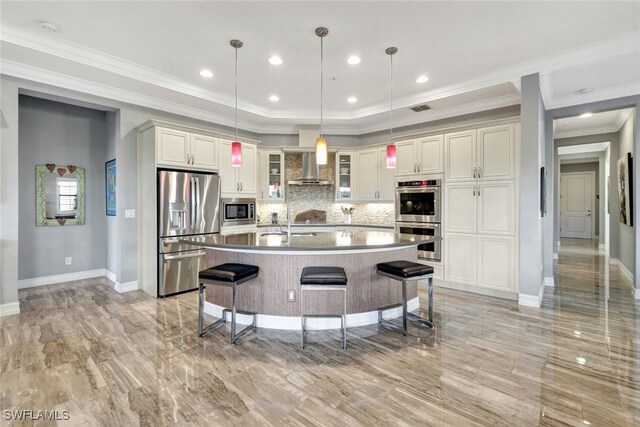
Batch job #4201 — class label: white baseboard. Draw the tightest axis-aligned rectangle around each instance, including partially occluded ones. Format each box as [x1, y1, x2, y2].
[634, 288, 640, 300]
[204, 297, 420, 330]
[0, 302, 20, 317]
[544, 276, 555, 287]
[114, 281, 139, 293]
[105, 269, 117, 282]
[518, 281, 546, 308]
[18, 268, 107, 289]
[610, 259, 634, 286]
[553, 253, 558, 260]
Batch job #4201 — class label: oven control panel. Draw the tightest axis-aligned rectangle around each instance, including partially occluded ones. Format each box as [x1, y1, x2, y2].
[397, 179, 441, 187]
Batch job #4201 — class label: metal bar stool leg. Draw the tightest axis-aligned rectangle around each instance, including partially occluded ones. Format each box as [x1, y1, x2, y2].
[428, 276, 433, 323]
[198, 283, 205, 337]
[402, 279, 408, 336]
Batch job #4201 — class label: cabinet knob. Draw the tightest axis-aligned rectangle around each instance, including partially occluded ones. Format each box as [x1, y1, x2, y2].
[472, 167, 476, 179]
[478, 167, 482, 178]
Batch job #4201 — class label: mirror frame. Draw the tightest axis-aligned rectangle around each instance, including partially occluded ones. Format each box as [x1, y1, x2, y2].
[36, 165, 86, 226]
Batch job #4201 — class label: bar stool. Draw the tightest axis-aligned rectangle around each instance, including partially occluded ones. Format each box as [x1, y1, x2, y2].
[376, 260, 434, 336]
[300, 266, 348, 350]
[198, 263, 259, 344]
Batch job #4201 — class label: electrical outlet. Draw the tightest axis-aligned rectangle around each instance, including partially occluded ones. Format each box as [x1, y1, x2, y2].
[125, 209, 136, 219]
[287, 289, 296, 302]
[65, 257, 72, 265]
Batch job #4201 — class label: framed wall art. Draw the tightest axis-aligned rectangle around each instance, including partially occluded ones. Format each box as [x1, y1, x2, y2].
[617, 152, 633, 226]
[105, 159, 116, 216]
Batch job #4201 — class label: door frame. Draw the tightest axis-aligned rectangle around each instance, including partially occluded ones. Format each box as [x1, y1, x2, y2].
[560, 171, 596, 239]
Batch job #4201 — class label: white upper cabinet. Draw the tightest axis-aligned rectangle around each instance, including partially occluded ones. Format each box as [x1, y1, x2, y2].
[377, 146, 396, 200]
[418, 135, 444, 174]
[190, 134, 219, 170]
[355, 149, 378, 201]
[395, 139, 419, 175]
[157, 128, 190, 167]
[444, 130, 476, 181]
[219, 140, 257, 197]
[477, 124, 515, 180]
[156, 127, 219, 171]
[395, 136, 444, 176]
[445, 125, 515, 182]
[258, 150, 284, 202]
[355, 147, 395, 202]
[336, 152, 355, 200]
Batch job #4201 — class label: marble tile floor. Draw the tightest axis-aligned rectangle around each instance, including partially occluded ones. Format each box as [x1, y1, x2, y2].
[1, 238, 638, 426]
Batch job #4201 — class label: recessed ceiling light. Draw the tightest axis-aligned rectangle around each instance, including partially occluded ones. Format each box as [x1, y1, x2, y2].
[416, 75, 429, 84]
[269, 56, 283, 65]
[347, 97, 358, 103]
[580, 113, 593, 118]
[40, 21, 58, 32]
[200, 69, 213, 78]
[347, 56, 361, 65]
[269, 95, 280, 102]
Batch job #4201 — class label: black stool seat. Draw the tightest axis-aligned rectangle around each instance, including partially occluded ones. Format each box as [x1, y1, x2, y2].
[377, 260, 433, 279]
[300, 266, 347, 285]
[200, 263, 259, 283]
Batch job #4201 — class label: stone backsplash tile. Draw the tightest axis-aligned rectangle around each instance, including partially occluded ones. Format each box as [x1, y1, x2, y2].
[258, 152, 394, 225]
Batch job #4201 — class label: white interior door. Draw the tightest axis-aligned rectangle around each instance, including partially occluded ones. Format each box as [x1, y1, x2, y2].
[560, 172, 594, 239]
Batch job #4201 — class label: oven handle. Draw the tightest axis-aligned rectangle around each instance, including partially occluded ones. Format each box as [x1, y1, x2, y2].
[396, 222, 441, 229]
[395, 187, 440, 193]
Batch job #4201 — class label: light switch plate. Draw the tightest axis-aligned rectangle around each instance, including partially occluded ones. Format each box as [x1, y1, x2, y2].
[287, 289, 296, 302]
[125, 209, 136, 219]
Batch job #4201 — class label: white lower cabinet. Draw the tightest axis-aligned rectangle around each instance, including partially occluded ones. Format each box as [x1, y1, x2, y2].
[477, 236, 514, 291]
[444, 233, 477, 286]
[444, 233, 516, 292]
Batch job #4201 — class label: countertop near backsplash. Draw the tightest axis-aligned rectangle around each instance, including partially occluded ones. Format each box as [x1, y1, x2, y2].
[257, 150, 395, 226]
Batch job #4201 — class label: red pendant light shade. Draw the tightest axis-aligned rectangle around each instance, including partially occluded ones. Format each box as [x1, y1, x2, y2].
[231, 141, 242, 167]
[386, 144, 397, 169]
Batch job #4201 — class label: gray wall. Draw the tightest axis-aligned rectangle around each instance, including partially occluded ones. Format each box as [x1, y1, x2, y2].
[105, 111, 119, 279]
[18, 96, 108, 279]
[559, 162, 600, 236]
[618, 113, 635, 275]
[519, 74, 546, 298]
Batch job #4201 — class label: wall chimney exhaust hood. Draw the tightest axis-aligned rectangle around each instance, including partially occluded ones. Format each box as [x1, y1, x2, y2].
[288, 152, 333, 186]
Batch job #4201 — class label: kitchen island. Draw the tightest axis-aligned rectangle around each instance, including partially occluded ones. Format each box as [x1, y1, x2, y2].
[181, 231, 436, 330]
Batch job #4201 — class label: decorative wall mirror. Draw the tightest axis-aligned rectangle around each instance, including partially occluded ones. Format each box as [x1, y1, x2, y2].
[36, 164, 86, 226]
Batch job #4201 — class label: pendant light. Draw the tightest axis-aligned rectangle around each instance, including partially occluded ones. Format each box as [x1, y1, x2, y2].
[230, 39, 243, 167]
[315, 27, 328, 165]
[386, 47, 398, 169]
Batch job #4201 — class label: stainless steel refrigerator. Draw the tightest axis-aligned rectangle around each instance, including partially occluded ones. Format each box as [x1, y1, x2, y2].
[158, 170, 221, 296]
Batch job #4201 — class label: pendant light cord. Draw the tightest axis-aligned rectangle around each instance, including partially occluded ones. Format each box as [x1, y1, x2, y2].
[389, 52, 393, 143]
[320, 35, 323, 138]
[235, 45, 238, 141]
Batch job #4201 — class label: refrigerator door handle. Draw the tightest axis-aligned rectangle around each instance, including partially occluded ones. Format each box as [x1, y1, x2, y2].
[194, 176, 200, 229]
[163, 251, 206, 261]
[190, 176, 196, 230]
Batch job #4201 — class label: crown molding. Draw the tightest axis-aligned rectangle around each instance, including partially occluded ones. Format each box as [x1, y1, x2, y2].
[544, 81, 640, 110]
[614, 108, 633, 131]
[2, 21, 638, 122]
[555, 125, 622, 140]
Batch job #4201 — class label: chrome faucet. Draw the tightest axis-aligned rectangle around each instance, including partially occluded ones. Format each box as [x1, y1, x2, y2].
[286, 203, 292, 240]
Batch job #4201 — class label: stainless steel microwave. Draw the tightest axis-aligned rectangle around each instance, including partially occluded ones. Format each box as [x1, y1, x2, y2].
[221, 198, 256, 226]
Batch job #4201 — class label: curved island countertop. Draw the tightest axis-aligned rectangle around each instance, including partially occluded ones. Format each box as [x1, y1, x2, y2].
[180, 231, 437, 330]
[180, 231, 436, 254]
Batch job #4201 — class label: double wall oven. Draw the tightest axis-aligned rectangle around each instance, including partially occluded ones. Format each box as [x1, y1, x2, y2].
[396, 179, 441, 261]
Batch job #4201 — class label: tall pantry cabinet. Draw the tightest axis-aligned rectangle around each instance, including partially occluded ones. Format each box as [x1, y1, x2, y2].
[444, 123, 518, 293]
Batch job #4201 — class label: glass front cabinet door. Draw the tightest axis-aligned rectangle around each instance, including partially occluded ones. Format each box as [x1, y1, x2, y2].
[259, 150, 284, 201]
[336, 152, 354, 200]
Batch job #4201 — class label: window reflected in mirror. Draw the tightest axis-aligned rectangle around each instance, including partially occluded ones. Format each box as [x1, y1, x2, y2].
[36, 165, 85, 226]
